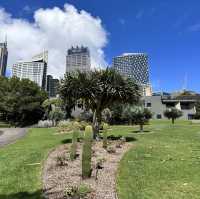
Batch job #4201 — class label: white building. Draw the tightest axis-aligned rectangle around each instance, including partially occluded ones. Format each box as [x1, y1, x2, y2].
[12, 51, 48, 89]
[66, 46, 91, 73]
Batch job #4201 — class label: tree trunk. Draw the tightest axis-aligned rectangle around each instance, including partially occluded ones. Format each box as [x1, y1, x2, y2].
[172, 118, 175, 124]
[140, 124, 144, 132]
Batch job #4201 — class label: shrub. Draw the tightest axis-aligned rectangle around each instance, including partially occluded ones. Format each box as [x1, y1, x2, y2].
[78, 111, 93, 122]
[102, 123, 109, 149]
[70, 126, 79, 161]
[82, 125, 93, 179]
[57, 121, 89, 134]
[37, 120, 53, 128]
[64, 184, 91, 199]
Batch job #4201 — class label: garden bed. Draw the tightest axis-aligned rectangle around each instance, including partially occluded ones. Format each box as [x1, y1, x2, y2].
[42, 140, 132, 199]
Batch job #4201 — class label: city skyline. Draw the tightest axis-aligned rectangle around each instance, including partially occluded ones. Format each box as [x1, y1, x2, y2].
[0, 0, 200, 92]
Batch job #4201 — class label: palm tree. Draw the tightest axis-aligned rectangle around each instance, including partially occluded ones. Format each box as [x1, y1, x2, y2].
[59, 68, 140, 138]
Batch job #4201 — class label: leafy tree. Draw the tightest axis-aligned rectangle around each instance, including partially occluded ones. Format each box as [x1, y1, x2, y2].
[0, 77, 47, 126]
[164, 108, 182, 124]
[122, 105, 152, 132]
[59, 68, 140, 138]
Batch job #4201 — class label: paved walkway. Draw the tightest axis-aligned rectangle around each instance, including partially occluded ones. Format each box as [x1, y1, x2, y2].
[0, 128, 28, 147]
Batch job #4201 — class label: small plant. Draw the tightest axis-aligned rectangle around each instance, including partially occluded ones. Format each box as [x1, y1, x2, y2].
[64, 185, 79, 198]
[82, 125, 93, 179]
[107, 146, 116, 154]
[103, 123, 109, 149]
[78, 184, 91, 197]
[56, 154, 68, 166]
[70, 129, 79, 161]
[64, 184, 91, 199]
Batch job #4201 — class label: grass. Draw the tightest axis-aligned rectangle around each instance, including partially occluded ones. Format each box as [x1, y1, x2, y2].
[1, 120, 200, 199]
[0, 128, 71, 199]
[116, 120, 200, 199]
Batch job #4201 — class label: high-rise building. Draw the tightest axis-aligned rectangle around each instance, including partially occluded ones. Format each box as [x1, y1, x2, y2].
[113, 53, 152, 96]
[66, 46, 91, 73]
[46, 75, 59, 98]
[0, 41, 8, 77]
[12, 51, 48, 89]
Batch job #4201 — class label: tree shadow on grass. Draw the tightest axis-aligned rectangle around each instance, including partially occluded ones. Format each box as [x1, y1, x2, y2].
[61, 138, 72, 144]
[0, 190, 43, 199]
[131, 130, 151, 134]
[107, 135, 137, 142]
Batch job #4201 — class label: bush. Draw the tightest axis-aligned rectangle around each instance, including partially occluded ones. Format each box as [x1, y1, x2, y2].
[82, 125, 93, 179]
[37, 120, 53, 128]
[57, 120, 89, 133]
[78, 111, 93, 122]
[102, 123, 109, 149]
[70, 127, 79, 161]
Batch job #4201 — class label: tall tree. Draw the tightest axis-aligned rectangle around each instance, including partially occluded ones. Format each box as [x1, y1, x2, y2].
[164, 108, 182, 124]
[59, 68, 140, 138]
[0, 77, 47, 126]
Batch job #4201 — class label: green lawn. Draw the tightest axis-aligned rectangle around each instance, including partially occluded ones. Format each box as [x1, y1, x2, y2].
[1, 121, 200, 199]
[0, 128, 70, 199]
[117, 120, 200, 199]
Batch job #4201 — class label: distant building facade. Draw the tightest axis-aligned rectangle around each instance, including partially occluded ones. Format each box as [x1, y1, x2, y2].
[12, 51, 48, 89]
[112, 53, 152, 96]
[0, 41, 8, 76]
[66, 46, 91, 73]
[47, 75, 59, 98]
[143, 91, 200, 120]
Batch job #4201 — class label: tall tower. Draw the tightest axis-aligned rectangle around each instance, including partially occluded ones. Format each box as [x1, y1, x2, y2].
[0, 39, 8, 77]
[113, 53, 152, 96]
[66, 46, 91, 73]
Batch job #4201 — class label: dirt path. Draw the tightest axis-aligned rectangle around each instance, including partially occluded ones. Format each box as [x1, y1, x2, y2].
[0, 128, 28, 147]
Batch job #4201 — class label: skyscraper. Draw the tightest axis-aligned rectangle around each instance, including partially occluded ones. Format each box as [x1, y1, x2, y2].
[66, 46, 91, 73]
[0, 41, 8, 77]
[113, 53, 152, 96]
[12, 51, 48, 89]
[46, 75, 59, 98]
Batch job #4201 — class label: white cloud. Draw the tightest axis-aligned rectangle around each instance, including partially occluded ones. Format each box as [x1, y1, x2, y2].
[136, 10, 144, 19]
[119, 18, 125, 25]
[188, 23, 200, 32]
[0, 4, 108, 78]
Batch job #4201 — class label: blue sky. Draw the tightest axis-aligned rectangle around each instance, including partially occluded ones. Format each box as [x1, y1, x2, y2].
[1, 0, 200, 92]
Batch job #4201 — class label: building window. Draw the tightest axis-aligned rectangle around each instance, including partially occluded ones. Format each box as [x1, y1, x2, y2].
[157, 114, 162, 119]
[146, 102, 151, 107]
